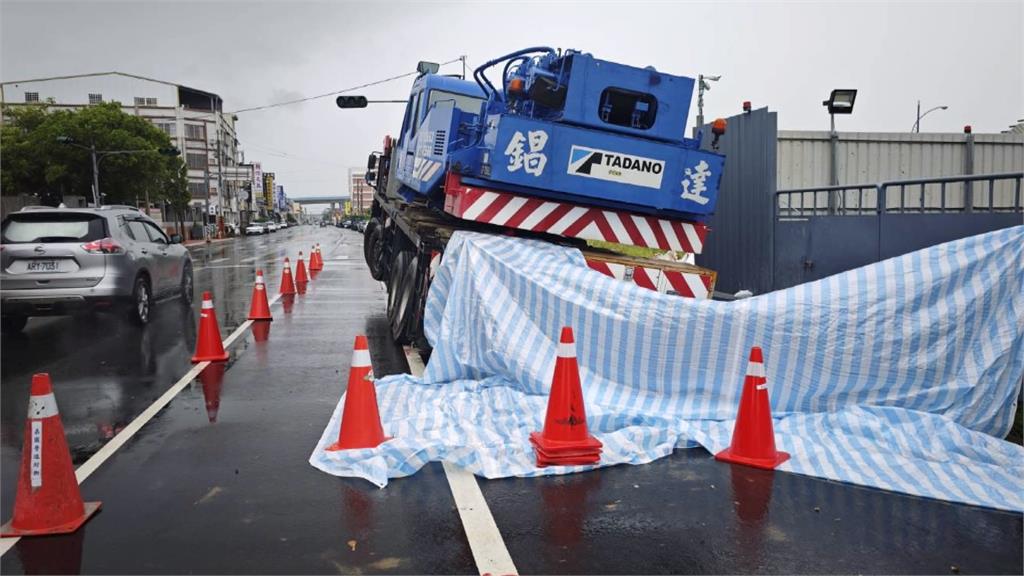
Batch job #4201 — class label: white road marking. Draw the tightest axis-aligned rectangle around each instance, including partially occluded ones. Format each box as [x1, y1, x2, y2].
[208, 257, 230, 264]
[241, 256, 257, 263]
[404, 349, 518, 576]
[0, 292, 285, 557]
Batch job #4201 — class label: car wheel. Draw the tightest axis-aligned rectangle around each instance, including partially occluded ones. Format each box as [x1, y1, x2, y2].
[179, 262, 194, 306]
[386, 250, 417, 344]
[129, 276, 152, 325]
[1, 315, 28, 334]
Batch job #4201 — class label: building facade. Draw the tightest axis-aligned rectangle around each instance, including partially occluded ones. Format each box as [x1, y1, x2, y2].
[348, 168, 373, 215]
[0, 72, 263, 234]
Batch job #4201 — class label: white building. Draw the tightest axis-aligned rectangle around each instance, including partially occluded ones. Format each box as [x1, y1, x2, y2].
[1, 72, 258, 234]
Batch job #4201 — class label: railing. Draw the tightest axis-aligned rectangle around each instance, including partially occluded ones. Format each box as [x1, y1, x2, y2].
[776, 172, 1024, 218]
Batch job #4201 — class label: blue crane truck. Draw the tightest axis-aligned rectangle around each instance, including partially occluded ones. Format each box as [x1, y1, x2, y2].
[351, 47, 728, 347]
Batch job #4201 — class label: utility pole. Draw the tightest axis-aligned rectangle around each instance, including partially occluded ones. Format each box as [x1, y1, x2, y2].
[696, 74, 720, 130]
[90, 143, 101, 207]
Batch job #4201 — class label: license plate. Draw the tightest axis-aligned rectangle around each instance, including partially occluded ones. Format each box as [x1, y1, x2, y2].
[27, 259, 61, 272]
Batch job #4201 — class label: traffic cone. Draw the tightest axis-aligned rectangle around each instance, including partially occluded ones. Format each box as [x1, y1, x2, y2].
[191, 291, 229, 363]
[1, 374, 101, 537]
[312, 244, 324, 271]
[308, 247, 320, 274]
[715, 347, 790, 470]
[295, 252, 309, 284]
[529, 327, 602, 467]
[247, 269, 273, 321]
[279, 258, 296, 295]
[326, 335, 390, 450]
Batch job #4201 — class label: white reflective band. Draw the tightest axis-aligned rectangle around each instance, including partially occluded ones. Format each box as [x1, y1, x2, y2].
[756, 383, 769, 391]
[557, 341, 576, 358]
[747, 360, 765, 378]
[30, 421, 42, 488]
[256, 284, 265, 291]
[28, 393, 59, 419]
[255, 276, 264, 284]
[352, 348, 371, 367]
[202, 300, 214, 309]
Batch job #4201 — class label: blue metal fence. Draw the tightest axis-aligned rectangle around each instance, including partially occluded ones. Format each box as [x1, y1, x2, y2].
[774, 172, 1023, 290]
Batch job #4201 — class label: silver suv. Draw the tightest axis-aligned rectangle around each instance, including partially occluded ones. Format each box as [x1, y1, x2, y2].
[1, 205, 194, 332]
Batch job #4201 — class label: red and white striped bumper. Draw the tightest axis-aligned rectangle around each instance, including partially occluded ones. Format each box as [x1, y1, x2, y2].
[584, 257, 716, 299]
[444, 174, 709, 254]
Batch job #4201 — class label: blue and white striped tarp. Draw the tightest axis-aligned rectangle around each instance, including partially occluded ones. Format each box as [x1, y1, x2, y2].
[311, 226, 1024, 511]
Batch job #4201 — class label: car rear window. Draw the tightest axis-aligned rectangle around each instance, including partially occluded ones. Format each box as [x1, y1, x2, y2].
[1, 213, 108, 244]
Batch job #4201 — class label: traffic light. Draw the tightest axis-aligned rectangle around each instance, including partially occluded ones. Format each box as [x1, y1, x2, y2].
[336, 95, 368, 109]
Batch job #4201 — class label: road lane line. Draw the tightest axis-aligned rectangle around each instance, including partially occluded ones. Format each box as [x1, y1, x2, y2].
[241, 256, 257, 263]
[0, 292, 287, 557]
[208, 257, 230, 264]
[404, 350, 518, 576]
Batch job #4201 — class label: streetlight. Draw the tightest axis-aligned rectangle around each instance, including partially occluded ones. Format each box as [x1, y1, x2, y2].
[913, 100, 948, 133]
[696, 74, 721, 129]
[822, 89, 858, 191]
[56, 136, 179, 207]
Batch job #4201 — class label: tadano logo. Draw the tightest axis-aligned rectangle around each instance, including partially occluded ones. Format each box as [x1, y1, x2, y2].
[567, 146, 665, 189]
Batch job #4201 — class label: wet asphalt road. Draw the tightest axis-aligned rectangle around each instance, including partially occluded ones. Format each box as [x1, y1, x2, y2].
[1, 225, 1021, 574]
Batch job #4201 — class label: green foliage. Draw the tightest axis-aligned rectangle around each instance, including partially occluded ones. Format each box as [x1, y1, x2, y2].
[1, 102, 189, 206]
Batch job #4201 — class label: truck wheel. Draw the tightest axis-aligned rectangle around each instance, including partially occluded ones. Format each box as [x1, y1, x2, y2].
[386, 250, 417, 344]
[364, 219, 386, 281]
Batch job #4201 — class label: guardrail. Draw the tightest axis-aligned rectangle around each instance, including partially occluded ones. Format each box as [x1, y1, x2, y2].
[776, 172, 1024, 218]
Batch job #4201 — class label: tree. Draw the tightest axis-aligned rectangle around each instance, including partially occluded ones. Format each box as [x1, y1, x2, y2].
[1, 102, 188, 208]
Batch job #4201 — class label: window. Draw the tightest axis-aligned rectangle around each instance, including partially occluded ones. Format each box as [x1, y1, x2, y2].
[125, 221, 151, 243]
[142, 221, 168, 244]
[89, 93, 103, 105]
[188, 181, 208, 196]
[24, 92, 39, 103]
[186, 152, 208, 170]
[427, 90, 484, 117]
[409, 90, 422, 138]
[134, 97, 145, 106]
[1, 213, 106, 243]
[185, 124, 206, 140]
[154, 121, 176, 137]
[146, 97, 157, 106]
[598, 87, 657, 130]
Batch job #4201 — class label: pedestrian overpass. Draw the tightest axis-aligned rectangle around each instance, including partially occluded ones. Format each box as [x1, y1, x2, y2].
[291, 195, 350, 206]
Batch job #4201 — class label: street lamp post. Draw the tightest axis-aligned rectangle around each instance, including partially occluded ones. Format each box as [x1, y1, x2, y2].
[913, 100, 949, 133]
[821, 89, 858, 212]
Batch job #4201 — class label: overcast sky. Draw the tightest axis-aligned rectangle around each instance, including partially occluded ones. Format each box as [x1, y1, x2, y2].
[2, 0, 1022, 201]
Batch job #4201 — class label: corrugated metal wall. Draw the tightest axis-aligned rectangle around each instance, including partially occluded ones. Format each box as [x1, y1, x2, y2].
[778, 131, 1024, 209]
[694, 108, 778, 295]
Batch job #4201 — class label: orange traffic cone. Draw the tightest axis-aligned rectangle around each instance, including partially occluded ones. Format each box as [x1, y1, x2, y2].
[308, 246, 320, 273]
[715, 347, 790, 470]
[279, 258, 296, 295]
[326, 335, 390, 450]
[1, 374, 101, 536]
[529, 327, 602, 467]
[247, 269, 273, 321]
[295, 252, 309, 284]
[312, 244, 324, 271]
[191, 291, 229, 363]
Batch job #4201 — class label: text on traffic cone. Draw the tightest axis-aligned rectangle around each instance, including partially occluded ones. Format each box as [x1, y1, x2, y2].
[714, 346, 790, 470]
[327, 335, 390, 450]
[247, 269, 273, 321]
[192, 291, 230, 363]
[1, 374, 101, 537]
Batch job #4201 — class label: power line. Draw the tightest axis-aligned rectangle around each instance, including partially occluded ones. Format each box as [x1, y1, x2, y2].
[230, 57, 464, 114]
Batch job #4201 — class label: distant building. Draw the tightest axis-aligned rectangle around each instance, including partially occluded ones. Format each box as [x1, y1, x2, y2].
[348, 168, 373, 215]
[0, 72, 259, 232]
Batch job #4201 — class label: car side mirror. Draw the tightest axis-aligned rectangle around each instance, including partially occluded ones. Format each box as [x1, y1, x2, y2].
[170, 234, 182, 244]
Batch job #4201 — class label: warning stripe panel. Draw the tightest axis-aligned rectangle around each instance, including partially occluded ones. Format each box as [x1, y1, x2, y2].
[585, 257, 714, 299]
[444, 173, 708, 254]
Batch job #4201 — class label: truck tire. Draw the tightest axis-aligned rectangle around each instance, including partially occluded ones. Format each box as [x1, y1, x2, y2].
[386, 250, 417, 344]
[364, 219, 386, 281]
